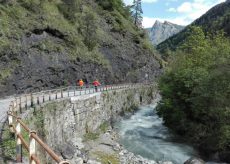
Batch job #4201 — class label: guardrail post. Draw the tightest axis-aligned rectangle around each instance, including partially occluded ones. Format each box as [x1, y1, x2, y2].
[61, 89, 63, 98]
[13, 101, 17, 114]
[31, 93, 34, 107]
[37, 96, 40, 105]
[19, 97, 22, 114]
[29, 131, 36, 164]
[16, 119, 22, 163]
[25, 95, 28, 109]
[15, 98, 18, 113]
[8, 111, 14, 133]
[49, 91, 51, 101]
[43, 94, 45, 103]
[55, 92, 58, 99]
[68, 87, 70, 97]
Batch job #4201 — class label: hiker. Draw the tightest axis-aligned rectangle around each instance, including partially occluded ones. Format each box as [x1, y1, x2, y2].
[84, 78, 89, 88]
[78, 79, 84, 89]
[93, 79, 101, 92]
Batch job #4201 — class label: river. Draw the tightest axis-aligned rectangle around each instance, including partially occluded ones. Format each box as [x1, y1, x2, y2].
[115, 104, 199, 164]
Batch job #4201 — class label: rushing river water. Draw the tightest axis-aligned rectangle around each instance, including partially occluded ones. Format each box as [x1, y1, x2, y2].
[115, 104, 198, 164]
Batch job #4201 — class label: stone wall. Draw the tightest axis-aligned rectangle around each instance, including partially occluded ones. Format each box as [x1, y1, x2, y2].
[29, 84, 158, 163]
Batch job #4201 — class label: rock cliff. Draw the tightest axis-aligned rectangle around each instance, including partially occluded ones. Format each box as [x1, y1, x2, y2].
[147, 20, 184, 45]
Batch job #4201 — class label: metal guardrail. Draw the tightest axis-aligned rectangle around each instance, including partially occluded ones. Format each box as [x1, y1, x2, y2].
[6, 84, 141, 163]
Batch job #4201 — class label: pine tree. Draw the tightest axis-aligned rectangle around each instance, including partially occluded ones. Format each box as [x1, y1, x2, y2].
[131, 0, 143, 27]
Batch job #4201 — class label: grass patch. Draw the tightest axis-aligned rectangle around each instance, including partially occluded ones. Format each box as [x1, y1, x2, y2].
[99, 122, 109, 133]
[32, 109, 46, 138]
[94, 151, 119, 164]
[1, 122, 30, 160]
[1, 127, 16, 159]
[83, 132, 99, 141]
[0, 68, 12, 80]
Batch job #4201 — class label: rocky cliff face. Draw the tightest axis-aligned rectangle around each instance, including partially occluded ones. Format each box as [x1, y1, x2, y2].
[0, 0, 162, 97]
[147, 20, 184, 45]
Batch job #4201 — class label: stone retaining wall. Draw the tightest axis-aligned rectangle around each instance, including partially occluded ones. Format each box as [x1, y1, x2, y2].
[29, 84, 158, 163]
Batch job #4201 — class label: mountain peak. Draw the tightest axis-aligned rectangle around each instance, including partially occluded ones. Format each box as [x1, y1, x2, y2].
[154, 20, 162, 26]
[147, 21, 185, 45]
[164, 21, 173, 25]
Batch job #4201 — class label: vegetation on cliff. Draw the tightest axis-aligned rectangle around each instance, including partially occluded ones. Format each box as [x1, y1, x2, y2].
[157, 26, 230, 162]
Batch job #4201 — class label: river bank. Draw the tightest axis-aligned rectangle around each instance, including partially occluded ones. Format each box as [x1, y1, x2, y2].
[71, 123, 173, 164]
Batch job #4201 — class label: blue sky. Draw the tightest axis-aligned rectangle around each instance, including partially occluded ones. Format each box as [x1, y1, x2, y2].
[123, 0, 226, 28]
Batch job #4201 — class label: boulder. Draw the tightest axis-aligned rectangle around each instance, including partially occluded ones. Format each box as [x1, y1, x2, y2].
[184, 157, 205, 164]
[59, 144, 76, 160]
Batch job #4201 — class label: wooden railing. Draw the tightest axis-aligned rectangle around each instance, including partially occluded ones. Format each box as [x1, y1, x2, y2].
[6, 84, 140, 163]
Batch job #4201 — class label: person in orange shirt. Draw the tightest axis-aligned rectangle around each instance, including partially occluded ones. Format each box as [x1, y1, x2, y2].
[93, 79, 101, 92]
[78, 79, 84, 89]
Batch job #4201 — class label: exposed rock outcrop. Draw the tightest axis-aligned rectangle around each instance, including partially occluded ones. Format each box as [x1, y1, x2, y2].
[147, 20, 184, 45]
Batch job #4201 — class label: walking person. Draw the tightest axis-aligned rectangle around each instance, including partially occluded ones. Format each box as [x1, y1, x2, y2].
[84, 78, 89, 88]
[93, 79, 101, 92]
[78, 79, 84, 89]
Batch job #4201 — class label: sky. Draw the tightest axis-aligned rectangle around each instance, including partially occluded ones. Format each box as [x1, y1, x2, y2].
[123, 0, 226, 28]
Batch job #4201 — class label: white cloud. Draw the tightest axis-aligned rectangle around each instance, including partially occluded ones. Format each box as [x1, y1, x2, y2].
[176, 0, 226, 21]
[177, 2, 193, 13]
[167, 7, 177, 12]
[143, 17, 160, 28]
[176, 0, 226, 15]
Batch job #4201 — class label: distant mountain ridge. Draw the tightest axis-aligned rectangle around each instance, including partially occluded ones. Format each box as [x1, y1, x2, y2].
[147, 20, 184, 45]
[157, 0, 230, 53]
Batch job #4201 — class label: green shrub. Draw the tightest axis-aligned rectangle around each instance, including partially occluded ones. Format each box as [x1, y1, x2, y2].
[83, 132, 99, 141]
[99, 122, 109, 133]
[58, 0, 82, 22]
